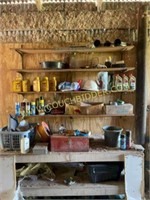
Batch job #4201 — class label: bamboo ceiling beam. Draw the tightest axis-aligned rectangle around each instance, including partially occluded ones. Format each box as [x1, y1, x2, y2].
[35, 0, 43, 11]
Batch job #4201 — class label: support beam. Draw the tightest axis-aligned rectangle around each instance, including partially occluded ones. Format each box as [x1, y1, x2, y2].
[136, 5, 148, 145]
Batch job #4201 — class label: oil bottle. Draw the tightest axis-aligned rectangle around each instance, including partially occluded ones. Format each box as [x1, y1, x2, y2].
[115, 74, 122, 91]
[22, 79, 30, 92]
[129, 74, 136, 90]
[33, 76, 40, 92]
[122, 74, 129, 91]
[41, 76, 49, 92]
[12, 78, 22, 92]
[49, 77, 57, 91]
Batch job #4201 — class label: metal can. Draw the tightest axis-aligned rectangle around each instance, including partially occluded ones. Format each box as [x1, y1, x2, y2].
[25, 102, 30, 116]
[20, 102, 26, 117]
[120, 134, 126, 150]
[15, 102, 20, 116]
[30, 102, 36, 115]
[126, 130, 132, 149]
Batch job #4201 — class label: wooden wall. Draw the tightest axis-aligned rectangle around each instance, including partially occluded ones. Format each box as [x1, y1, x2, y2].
[0, 43, 137, 140]
[0, 3, 149, 141]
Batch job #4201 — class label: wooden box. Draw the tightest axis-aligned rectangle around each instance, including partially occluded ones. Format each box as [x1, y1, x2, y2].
[104, 104, 133, 115]
[50, 134, 89, 152]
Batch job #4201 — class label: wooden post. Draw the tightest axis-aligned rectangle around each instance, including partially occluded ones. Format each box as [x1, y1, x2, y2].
[136, 5, 149, 145]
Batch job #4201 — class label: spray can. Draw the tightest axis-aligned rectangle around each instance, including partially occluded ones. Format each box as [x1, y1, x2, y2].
[25, 102, 30, 116]
[38, 96, 45, 115]
[120, 134, 126, 150]
[126, 130, 132, 149]
[30, 102, 36, 115]
[15, 102, 20, 116]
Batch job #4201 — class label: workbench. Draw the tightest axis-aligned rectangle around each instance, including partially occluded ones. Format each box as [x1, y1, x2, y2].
[0, 148, 145, 200]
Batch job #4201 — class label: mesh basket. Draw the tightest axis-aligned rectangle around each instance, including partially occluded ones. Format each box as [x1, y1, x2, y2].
[0, 127, 35, 150]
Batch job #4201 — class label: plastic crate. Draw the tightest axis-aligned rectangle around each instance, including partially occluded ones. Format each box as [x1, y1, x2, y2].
[87, 162, 124, 183]
[0, 127, 35, 150]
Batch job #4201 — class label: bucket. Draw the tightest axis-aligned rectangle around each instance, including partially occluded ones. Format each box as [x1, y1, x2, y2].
[103, 126, 123, 147]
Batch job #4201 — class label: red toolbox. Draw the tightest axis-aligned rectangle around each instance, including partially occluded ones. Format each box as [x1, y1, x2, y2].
[50, 134, 89, 152]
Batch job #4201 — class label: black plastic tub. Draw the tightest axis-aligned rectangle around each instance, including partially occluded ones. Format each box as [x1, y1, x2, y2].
[103, 126, 123, 147]
[87, 162, 124, 183]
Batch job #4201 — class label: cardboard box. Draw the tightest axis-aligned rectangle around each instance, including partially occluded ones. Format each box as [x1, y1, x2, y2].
[51, 134, 89, 152]
[65, 102, 104, 115]
[104, 103, 133, 115]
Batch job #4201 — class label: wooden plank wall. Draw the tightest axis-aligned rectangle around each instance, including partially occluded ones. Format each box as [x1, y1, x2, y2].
[0, 43, 136, 139]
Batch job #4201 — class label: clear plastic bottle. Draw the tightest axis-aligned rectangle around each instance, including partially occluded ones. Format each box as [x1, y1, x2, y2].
[33, 76, 40, 92]
[21, 135, 30, 154]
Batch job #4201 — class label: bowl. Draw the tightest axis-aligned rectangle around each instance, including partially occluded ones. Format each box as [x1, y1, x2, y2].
[40, 61, 69, 69]
[36, 122, 51, 142]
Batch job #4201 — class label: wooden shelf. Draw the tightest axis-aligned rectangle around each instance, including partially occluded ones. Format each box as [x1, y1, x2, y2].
[20, 179, 125, 197]
[11, 67, 135, 73]
[12, 90, 135, 95]
[22, 114, 134, 118]
[13, 46, 134, 55]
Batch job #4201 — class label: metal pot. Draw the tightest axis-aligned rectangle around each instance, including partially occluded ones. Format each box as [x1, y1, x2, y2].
[40, 61, 69, 69]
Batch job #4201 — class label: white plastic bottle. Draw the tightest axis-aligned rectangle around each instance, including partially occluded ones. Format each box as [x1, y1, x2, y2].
[21, 135, 30, 154]
[129, 74, 136, 90]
